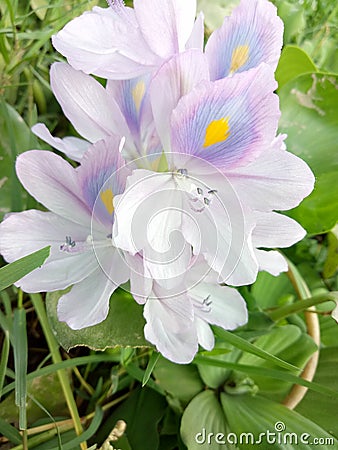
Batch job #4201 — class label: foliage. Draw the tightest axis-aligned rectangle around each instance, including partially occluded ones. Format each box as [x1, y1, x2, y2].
[0, 1, 337, 449]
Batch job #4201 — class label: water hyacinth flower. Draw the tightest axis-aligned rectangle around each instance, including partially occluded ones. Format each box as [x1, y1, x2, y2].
[52, 0, 283, 83]
[0, 137, 135, 329]
[113, 60, 314, 288]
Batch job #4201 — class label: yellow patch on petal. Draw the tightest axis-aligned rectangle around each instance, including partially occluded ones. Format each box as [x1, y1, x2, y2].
[100, 189, 114, 215]
[132, 81, 146, 112]
[230, 45, 249, 74]
[203, 117, 230, 148]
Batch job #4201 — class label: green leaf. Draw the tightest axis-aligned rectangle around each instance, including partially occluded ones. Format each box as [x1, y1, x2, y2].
[213, 328, 299, 372]
[100, 387, 166, 450]
[153, 356, 204, 405]
[0, 246, 50, 292]
[296, 347, 338, 438]
[181, 390, 234, 450]
[0, 417, 21, 445]
[221, 392, 336, 449]
[279, 73, 338, 234]
[197, 0, 239, 30]
[251, 271, 295, 310]
[13, 308, 27, 430]
[142, 351, 160, 387]
[46, 289, 149, 351]
[197, 345, 241, 390]
[193, 356, 338, 398]
[276, 45, 317, 89]
[276, 1, 306, 43]
[323, 224, 338, 278]
[238, 325, 317, 402]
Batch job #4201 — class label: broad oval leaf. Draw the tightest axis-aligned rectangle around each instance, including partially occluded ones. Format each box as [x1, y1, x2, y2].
[279, 73, 338, 234]
[276, 45, 317, 89]
[181, 390, 234, 450]
[221, 392, 336, 449]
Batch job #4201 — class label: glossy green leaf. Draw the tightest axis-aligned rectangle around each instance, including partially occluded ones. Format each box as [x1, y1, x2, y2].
[296, 347, 338, 438]
[197, 345, 241, 390]
[153, 356, 204, 405]
[181, 390, 234, 450]
[0, 246, 50, 292]
[46, 289, 149, 351]
[251, 271, 295, 309]
[238, 325, 317, 402]
[213, 328, 299, 372]
[279, 73, 338, 234]
[276, 45, 317, 89]
[221, 392, 336, 449]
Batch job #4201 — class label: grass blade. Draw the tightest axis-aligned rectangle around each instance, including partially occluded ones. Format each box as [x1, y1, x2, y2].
[0, 331, 10, 399]
[13, 308, 28, 430]
[142, 351, 160, 387]
[213, 328, 299, 372]
[0, 246, 50, 292]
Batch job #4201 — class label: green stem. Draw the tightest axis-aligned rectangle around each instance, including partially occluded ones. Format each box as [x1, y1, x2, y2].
[30, 294, 87, 450]
[268, 292, 337, 322]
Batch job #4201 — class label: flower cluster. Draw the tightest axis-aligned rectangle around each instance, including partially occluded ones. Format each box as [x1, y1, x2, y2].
[0, 0, 315, 363]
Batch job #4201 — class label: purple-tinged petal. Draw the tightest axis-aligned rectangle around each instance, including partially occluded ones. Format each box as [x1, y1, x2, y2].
[134, 0, 197, 58]
[255, 249, 288, 276]
[185, 12, 205, 51]
[205, 0, 283, 80]
[143, 292, 198, 363]
[0, 210, 101, 292]
[106, 76, 161, 159]
[150, 49, 209, 152]
[252, 212, 306, 249]
[190, 282, 248, 330]
[225, 140, 315, 211]
[50, 63, 130, 143]
[16, 150, 91, 226]
[77, 137, 131, 229]
[32, 123, 90, 162]
[52, 7, 160, 79]
[170, 64, 279, 170]
[57, 248, 128, 329]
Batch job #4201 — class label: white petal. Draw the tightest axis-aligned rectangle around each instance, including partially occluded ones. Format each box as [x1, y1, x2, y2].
[255, 249, 288, 276]
[50, 63, 129, 143]
[225, 147, 315, 211]
[16, 150, 91, 226]
[57, 248, 129, 329]
[185, 12, 205, 51]
[143, 293, 198, 363]
[252, 212, 306, 249]
[134, 0, 196, 57]
[190, 282, 248, 330]
[31, 123, 90, 162]
[195, 317, 214, 351]
[52, 6, 159, 79]
[0, 210, 100, 292]
[113, 169, 175, 253]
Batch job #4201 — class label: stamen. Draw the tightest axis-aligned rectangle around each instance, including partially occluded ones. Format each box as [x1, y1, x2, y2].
[177, 168, 188, 177]
[203, 197, 210, 206]
[197, 187, 203, 195]
[60, 236, 76, 252]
